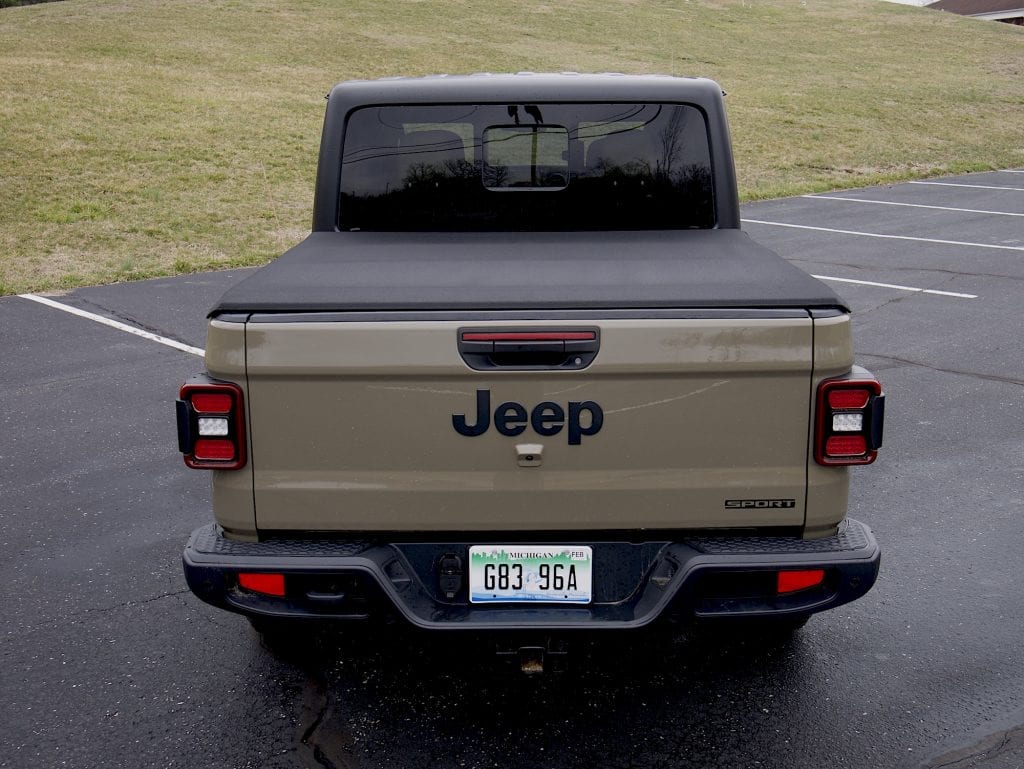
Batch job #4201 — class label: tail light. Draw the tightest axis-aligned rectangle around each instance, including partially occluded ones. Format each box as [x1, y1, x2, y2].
[814, 376, 884, 466]
[176, 378, 247, 470]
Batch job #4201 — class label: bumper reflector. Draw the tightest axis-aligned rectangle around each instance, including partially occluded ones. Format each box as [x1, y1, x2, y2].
[238, 573, 286, 597]
[777, 569, 825, 594]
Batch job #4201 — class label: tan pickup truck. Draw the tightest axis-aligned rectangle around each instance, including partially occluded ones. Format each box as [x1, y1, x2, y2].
[179, 74, 883, 654]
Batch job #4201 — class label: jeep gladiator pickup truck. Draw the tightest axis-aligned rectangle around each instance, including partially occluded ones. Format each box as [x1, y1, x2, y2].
[179, 74, 883, 647]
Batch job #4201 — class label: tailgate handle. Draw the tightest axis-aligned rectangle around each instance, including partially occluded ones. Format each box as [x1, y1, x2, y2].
[458, 329, 600, 370]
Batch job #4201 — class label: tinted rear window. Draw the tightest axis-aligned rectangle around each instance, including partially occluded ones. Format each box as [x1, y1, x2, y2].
[339, 103, 714, 231]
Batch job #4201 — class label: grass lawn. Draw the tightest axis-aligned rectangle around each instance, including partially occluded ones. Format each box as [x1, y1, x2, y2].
[1, 0, 1022, 294]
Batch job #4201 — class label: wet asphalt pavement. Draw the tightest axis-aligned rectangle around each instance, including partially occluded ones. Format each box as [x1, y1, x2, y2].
[2, 171, 1023, 769]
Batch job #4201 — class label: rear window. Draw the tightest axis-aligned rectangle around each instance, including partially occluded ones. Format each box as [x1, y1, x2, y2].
[339, 103, 715, 231]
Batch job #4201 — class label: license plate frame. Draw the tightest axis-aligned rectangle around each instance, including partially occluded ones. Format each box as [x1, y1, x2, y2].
[468, 545, 593, 604]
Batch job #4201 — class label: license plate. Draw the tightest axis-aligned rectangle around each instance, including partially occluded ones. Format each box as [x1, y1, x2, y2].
[468, 545, 593, 604]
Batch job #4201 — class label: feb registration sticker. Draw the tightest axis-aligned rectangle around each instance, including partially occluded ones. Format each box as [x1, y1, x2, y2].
[469, 545, 593, 604]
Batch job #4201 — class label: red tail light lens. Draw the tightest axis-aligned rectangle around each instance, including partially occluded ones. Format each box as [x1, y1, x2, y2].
[238, 573, 286, 597]
[827, 389, 870, 410]
[177, 379, 247, 470]
[815, 377, 884, 466]
[190, 393, 233, 413]
[825, 435, 868, 457]
[777, 569, 825, 594]
[193, 438, 236, 461]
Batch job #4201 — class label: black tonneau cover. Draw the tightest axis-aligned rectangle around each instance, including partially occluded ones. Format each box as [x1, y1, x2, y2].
[210, 230, 848, 316]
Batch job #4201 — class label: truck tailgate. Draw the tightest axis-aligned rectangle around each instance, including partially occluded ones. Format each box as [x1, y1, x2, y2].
[244, 315, 813, 532]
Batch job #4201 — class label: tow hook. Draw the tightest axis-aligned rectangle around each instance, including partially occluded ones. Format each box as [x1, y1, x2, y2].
[438, 553, 463, 600]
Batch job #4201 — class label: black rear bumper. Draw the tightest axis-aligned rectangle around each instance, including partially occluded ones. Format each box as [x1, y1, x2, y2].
[182, 520, 879, 630]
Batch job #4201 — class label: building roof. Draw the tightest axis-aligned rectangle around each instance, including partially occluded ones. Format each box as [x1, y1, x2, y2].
[928, 0, 1024, 15]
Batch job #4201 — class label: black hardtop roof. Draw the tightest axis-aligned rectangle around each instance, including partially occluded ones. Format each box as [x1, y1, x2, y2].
[314, 73, 740, 231]
[327, 73, 725, 108]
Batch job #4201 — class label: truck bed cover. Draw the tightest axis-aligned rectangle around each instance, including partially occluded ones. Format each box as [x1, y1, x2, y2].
[210, 230, 847, 316]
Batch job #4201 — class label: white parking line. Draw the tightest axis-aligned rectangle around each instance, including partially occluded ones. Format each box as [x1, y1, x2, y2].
[741, 218, 1024, 252]
[18, 294, 205, 357]
[801, 195, 1024, 218]
[909, 181, 1024, 192]
[999, 170, 1024, 174]
[811, 275, 977, 299]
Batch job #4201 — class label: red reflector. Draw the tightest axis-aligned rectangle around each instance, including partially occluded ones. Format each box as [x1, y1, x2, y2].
[193, 438, 236, 461]
[828, 389, 870, 410]
[825, 435, 867, 456]
[461, 332, 596, 342]
[777, 569, 825, 594]
[238, 573, 286, 597]
[191, 393, 233, 413]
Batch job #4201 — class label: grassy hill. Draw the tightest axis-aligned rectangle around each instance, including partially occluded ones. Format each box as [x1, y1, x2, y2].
[1, 0, 1021, 294]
